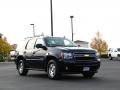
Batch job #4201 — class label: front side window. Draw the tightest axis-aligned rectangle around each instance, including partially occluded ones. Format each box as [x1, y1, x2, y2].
[26, 38, 36, 49]
[45, 37, 77, 47]
[35, 38, 45, 45]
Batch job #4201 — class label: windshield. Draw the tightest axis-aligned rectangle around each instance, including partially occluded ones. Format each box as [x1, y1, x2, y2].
[44, 37, 77, 47]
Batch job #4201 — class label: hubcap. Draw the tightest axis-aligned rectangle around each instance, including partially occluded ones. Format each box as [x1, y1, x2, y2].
[19, 61, 23, 73]
[49, 64, 56, 78]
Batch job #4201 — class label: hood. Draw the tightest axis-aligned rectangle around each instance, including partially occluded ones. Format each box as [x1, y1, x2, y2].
[55, 47, 96, 53]
[55, 46, 93, 50]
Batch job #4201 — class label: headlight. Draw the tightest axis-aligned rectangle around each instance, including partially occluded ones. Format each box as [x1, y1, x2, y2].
[96, 52, 100, 56]
[96, 52, 100, 61]
[97, 58, 101, 61]
[61, 52, 73, 59]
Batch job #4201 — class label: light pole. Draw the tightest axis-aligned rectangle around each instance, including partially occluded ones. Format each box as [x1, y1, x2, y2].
[50, 0, 53, 36]
[30, 24, 35, 37]
[70, 16, 74, 41]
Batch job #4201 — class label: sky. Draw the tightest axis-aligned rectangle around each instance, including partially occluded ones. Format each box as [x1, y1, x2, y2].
[0, 0, 120, 48]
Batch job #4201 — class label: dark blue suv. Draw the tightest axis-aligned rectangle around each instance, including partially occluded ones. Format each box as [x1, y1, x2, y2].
[15, 36, 100, 79]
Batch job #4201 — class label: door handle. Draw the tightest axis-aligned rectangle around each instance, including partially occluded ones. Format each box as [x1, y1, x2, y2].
[33, 49, 41, 54]
[33, 51, 36, 54]
[23, 51, 26, 54]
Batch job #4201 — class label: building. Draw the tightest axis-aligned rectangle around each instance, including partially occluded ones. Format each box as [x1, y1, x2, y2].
[74, 40, 89, 48]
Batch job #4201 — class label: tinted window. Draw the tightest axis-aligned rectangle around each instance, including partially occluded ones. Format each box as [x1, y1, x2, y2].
[45, 37, 77, 47]
[26, 38, 36, 49]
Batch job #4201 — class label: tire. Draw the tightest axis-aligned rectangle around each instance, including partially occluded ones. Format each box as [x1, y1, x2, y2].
[47, 60, 61, 79]
[109, 55, 113, 60]
[17, 60, 28, 76]
[82, 72, 95, 78]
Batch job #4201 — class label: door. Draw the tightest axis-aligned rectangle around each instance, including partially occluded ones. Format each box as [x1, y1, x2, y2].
[32, 38, 47, 69]
[112, 49, 118, 58]
[25, 38, 37, 68]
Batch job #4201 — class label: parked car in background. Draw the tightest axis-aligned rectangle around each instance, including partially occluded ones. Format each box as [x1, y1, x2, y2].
[10, 50, 17, 60]
[108, 48, 120, 60]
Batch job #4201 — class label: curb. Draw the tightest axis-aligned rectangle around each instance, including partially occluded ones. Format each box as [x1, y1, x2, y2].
[0, 62, 14, 64]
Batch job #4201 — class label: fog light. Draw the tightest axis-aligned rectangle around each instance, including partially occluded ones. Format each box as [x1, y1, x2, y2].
[97, 58, 101, 61]
[66, 67, 68, 70]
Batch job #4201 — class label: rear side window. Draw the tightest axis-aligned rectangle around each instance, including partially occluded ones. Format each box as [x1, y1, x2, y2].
[26, 38, 36, 49]
[35, 38, 45, 45]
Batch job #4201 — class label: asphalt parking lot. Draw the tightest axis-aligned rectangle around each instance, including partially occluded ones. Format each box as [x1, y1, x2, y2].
[0, 59, 120, 90]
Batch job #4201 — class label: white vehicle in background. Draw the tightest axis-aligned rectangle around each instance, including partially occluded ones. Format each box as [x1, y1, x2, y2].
[10, 50, 17, 60]
[108, 48, 120, 60]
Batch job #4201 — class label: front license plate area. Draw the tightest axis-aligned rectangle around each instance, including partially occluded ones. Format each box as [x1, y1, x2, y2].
[83, 67, 90, 71]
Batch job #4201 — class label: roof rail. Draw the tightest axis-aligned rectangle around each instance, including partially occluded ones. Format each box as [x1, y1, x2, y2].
[24, 35, 46, 40]
[24, 37, 33, 40]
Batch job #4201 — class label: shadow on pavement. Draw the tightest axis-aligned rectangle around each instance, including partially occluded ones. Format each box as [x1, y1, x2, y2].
[26, 72, 100, 81]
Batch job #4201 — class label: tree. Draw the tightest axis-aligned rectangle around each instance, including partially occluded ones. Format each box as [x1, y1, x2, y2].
[0, 35, 11, 62]
[90, 31, 108, 55]
[0, 33, 3, 38]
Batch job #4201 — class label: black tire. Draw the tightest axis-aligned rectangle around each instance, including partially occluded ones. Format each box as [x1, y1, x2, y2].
[109, 55, 113, 60]
[17, 60, 28, 76]
[82, 72, 95, 78]
[47, 60, 61, 79]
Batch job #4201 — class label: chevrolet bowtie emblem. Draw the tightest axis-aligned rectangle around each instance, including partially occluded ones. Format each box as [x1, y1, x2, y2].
[84, 54, 89, 57]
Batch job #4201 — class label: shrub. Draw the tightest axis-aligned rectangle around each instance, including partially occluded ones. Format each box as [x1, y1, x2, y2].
[100, 54, 108, 58]
[0, 54, 5, 62]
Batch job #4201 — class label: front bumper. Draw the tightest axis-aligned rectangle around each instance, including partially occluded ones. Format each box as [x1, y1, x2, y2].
[59, 60, 100, 73]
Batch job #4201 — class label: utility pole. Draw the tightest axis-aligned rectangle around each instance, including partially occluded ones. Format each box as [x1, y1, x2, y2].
[30, 24, 35, 37]
[50, 0, 53, 36]
[70, 16, 74, 41]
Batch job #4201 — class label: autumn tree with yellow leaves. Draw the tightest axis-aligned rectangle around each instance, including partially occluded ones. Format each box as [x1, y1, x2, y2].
[90, 31, 108, 55]
[0, 34, 11, 62]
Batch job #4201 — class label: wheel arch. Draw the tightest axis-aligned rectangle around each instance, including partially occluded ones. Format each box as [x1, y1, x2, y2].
[16, 55, 25, 69]
[44, 55, 58, 71]
[108, 54, 111, 56]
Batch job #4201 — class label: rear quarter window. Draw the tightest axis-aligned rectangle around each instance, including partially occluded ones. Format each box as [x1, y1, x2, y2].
[16, 39, 30, 51]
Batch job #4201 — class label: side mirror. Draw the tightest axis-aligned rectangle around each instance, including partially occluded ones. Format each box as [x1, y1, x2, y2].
[78, 45, 80, 47]
[42, 46, 47, 50]
[36, 44, 42, 49]
[36, 44, 47, 50]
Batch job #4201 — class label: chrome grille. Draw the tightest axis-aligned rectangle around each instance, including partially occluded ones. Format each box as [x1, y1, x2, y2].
[75, 56, 96, 60]
[73, 52, 96, 62]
